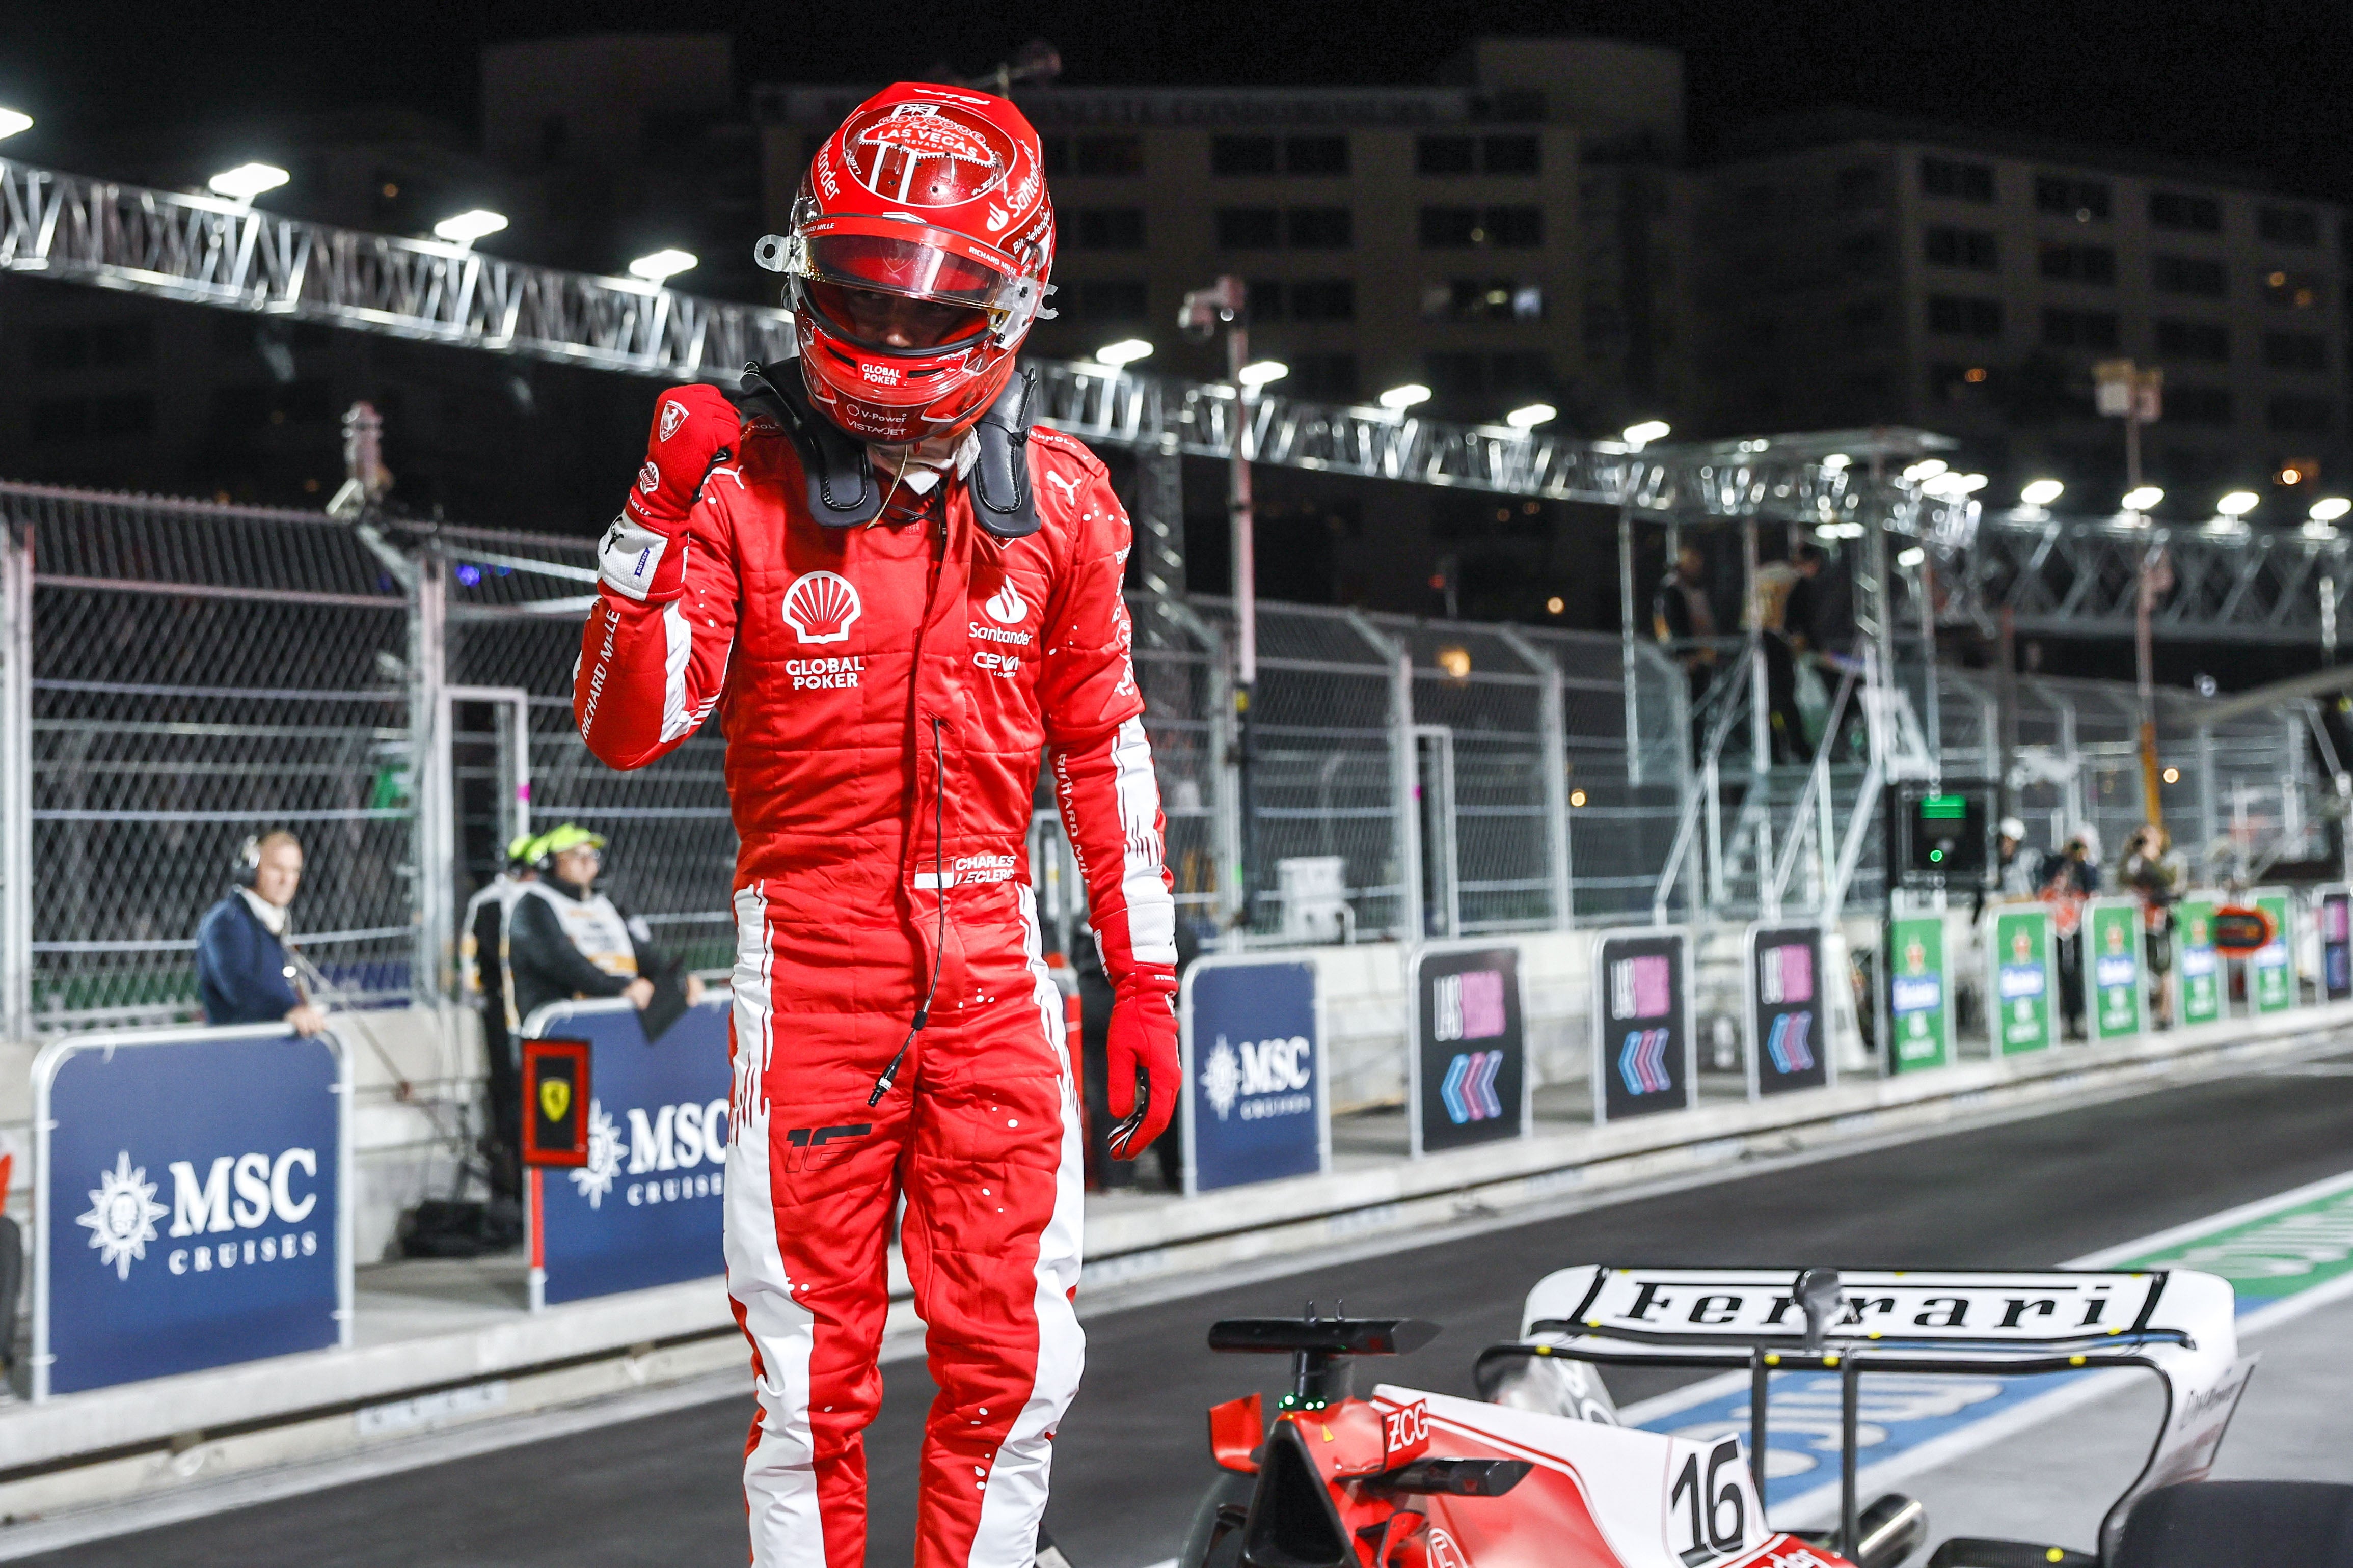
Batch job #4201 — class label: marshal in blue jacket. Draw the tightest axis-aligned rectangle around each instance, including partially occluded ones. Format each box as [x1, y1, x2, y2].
[194, 892, 303, 1026]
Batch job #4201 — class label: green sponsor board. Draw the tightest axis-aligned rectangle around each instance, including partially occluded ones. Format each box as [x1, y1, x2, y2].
[2176, 895, 2225, 1026]
[1886, 915, 1951, 1071]
[2122, 1174, 2353, 1306]
[2252, 888, 2296, 1014]
[2087, 897, 2145, 1041]
[1987, 904, 2055, 1054]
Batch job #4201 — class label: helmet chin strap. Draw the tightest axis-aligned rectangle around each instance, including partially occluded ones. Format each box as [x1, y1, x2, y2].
[737, 360, 1040, 539]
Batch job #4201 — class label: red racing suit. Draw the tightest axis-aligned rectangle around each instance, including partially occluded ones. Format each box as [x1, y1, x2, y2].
[574, 408, 1174, 1567]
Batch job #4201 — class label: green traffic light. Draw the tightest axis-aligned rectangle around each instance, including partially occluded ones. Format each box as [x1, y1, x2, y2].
[1929, 848, 1944, 863]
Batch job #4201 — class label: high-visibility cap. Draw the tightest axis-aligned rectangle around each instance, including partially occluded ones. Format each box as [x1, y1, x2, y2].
[505, 832, 539, 865]
[535, 823, 607, 861]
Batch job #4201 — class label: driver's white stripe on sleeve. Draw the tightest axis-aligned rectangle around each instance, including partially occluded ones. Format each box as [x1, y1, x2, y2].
[657, 594, 694, 742]
[1111, 716, 1177, 965]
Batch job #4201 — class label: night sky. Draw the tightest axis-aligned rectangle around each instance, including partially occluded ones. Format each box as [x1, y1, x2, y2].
[3, 0, 2347, 195]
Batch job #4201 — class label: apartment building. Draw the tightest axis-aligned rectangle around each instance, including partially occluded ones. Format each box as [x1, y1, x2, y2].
[1693, 110, 2347, 508]
[754, 39, 1689, 432]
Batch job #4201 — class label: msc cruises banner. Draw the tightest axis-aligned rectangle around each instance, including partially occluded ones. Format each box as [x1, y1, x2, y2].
[526, 998, 731, 1308]
[35, 1026, 349, 1399]
[1410, 944, 1528, 1155]
[1180, 958, 1327, 1195]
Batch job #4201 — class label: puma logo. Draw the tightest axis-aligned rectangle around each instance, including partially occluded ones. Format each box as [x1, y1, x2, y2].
[1044, 471, 1080, 502]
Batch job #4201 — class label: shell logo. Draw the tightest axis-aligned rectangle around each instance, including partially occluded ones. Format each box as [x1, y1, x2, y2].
[985, 580, 1029, 625]
[781, 571, 862, 645]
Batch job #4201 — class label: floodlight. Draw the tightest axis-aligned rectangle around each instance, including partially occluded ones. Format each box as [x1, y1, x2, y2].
[2216, 490, 2260, 517]
[1820, 453, 1851, 471]
[1378, 383, 1432, 411]
[1093, 339, 1153, 367]
[1505, 403, 1557, 430]
[0, 109, 31, 141]
[2122, 486, 2164, 512]
[2020, 478, 2065, 507]
[2310, 497, 2352, 522]
[627, 249, 698, 283]
[1621, 419, 1671, 447]
[207, 162, 290, 202]
[1898, 547, 1926, 567]
[1237, 360, 1289, 389]
[432, 209, 509, 245]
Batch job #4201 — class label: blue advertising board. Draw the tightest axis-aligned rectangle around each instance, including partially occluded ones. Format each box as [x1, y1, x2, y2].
[1179, 957, 1328, 1195]
[525, 996, 732, 1308]
[34, 1025, 349, 1400]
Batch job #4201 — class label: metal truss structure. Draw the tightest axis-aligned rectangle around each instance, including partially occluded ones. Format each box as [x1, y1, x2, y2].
[6, 156, 2347, 644]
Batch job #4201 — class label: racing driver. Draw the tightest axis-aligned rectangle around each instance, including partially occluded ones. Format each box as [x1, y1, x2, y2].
[573, 82, 1179, 1568]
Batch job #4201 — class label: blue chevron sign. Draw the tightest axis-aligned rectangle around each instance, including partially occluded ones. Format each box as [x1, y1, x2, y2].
[1439, 1049, 1506, 1124]
[1413, 946, 1526, 1154]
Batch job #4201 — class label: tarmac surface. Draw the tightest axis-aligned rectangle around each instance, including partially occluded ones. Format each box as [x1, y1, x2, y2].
[19, 1046, 2353, 1568]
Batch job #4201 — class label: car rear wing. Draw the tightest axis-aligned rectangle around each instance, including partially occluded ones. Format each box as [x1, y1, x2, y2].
[1477, 1266, 2253, 1564]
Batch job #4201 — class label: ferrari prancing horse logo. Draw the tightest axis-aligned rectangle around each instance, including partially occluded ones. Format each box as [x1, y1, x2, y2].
[539, 1079, 572, 1122]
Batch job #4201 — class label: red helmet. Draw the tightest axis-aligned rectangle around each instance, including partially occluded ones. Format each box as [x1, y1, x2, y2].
[756, 83, 1055, 446]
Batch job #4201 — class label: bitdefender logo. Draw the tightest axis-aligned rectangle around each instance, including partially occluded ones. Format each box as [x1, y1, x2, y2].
[781, 571, 862, 645]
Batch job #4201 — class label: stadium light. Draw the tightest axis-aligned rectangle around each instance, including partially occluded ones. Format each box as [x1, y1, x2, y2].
[207, 162, 289, 202]
[2021, 478, 2065, 507]
[2216, 490, 2260, 517]
[1505, 402, 1557, 430]
[1378, 383, 1432, 411]
[1897, 546, 1926, 567]
[2122, 485, 2164, 513]
[2310, 497, 2352, 522]
[1902, 458, 1949, 483]
[0, 108, 31, 141]
[1237, 359, 1289, 389]
[1621, 419, 1671, 448]
[1093, 338, 1153, 367]
[1820, 453, 1851, 471]
[627, 249, 698, 284]
[432, 209, 509, 246]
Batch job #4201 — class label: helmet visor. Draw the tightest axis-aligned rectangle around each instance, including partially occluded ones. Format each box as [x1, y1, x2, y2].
[804, 279, 991, 351]
[802, 231, 1009, 310]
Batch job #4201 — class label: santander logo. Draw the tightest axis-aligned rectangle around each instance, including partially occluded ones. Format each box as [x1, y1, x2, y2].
[781, 571, 862, 645]
[985, 581, 1029, 625]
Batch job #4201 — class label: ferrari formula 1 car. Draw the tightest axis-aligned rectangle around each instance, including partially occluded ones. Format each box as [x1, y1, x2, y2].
[1161, 1262, 2353, 1568]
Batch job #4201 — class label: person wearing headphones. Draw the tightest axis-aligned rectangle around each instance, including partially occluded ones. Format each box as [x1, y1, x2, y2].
[501, 823, 702, 1035]
[462, 832, 541, 1199]
[194, 830, 327, 1035]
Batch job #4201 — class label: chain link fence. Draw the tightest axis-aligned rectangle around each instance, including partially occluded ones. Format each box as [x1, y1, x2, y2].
[0, 478, 2340, 1032]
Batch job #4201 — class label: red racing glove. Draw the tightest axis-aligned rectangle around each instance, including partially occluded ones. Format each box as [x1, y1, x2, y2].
[597, 382, 737, 605]
[1105, 966, 1179, 1159]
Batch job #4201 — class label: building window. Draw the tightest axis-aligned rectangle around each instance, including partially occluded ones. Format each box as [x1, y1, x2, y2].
[1836, 165, 1883, 210]
[1417, 135, 1476, 175]
[1074, 135, 1144, 177]
[1425, 350, 1551, 402]
[1925, 225, 1998, 270]
[1074, 280, 1149, 321]
[2264, 331, 2328, 371]
[1246, 280, 1287, 320]
[1286, 352, 1359, 401]
[1480, 134, 1540, 174]
[2264, 268, 2322, 309]
[1485, 205, 1543, 247]
[2153, 319, 2231, 361]
[1920, 156, 1994, 202]
[2269, 394, 2335, 434]
[1420, 207, 1479, 247]
[1211, 135, 1278, 176]
[1284, 135, 1348, 175]
[2039, 243, 2116, 285]
[1069, 208, 1145, 250]
[1285, 206, 1353, 248]
[2166, 385, 2234, 425]
[2035, 174, 2111, 219]
[1288, 279, 1357, 320]
[1841, 230, 1888, 273]
[2149, 190, 2223, 232]
[1927, 295, 2003, 337]
[1420, 279, 1544, 321]
[2154, 255, 2228, 297]
[2042, 308, 2120, 350]
[1215, 207, 1281, 249]
[2258, 205, 2321, 246]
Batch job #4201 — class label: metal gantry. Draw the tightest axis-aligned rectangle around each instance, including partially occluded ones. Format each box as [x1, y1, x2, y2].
[7, 156, 2352, 645]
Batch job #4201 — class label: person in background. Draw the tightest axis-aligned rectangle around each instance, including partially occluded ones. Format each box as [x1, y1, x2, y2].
[1751, 553, 1808, 765]
[2117, 822, 2186, 1027]
[195, 830, 326, 1035]
[461, 833, 539, 1200]
[2041, 831, 2101, 1039]
[502, 823, 702, 1035]
[1997, 817, 2043, 897]
[1653, 542, 1719, 751]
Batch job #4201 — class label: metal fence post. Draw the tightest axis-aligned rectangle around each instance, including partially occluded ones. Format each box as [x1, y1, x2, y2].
[0, 519, 30, 1037]
[411, 540, 452, 1007]
[1497, 627, 1573, 929]
[1348, 612, 1421, 942]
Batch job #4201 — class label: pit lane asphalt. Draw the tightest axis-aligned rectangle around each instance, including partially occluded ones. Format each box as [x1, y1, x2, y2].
[21, 1048, 2353, 1568]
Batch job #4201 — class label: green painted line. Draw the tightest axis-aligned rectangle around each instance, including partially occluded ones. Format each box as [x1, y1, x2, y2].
[2113, 1174, 2353, 1304]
